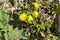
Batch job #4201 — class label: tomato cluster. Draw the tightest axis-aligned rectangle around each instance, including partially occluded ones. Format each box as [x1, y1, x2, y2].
[19, 2, 40, 24]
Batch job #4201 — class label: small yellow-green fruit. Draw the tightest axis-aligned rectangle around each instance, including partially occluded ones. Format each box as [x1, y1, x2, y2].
[32, 11, 39, 19]
[19, 13, 27, 21]
[27, 15, 34, 24]
[32, 2, 40, 10]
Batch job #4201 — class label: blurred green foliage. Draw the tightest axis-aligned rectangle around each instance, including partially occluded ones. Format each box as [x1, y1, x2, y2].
[0, 5, 26, 40]
[0, 0, 60, 40]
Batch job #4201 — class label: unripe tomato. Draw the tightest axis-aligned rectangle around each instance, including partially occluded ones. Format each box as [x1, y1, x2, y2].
[27, 15, 34, 24]
[32, 11, 39, 19]
[19, 13, 27, 22]
[32, 2, 40, 10]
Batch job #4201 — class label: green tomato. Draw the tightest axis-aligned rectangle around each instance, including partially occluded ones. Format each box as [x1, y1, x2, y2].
[32, 2, 40, 10]
[27, 15, 34, 24]
[19, 13, 27, 22]
[32, 11, 40, 19]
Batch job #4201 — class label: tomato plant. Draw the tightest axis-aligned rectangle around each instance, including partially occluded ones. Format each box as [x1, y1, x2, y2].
[0, 0, 60, 40]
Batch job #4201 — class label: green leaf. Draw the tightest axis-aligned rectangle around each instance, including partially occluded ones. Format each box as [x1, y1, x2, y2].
[0, 5, 5, 21]
[37, 24, 41, 32]
[7, 24, 12, 31]
[6, 24, 14, 40]
[4, 32, 9, 40]
[52, 36, 58, 40]
[3, 13, 10, 22]
[14, 28, 27, 39]
[0, 22, 3, 29]
[54, 4, 60, 13]
[10, 31, 15, 40]
[0, 32, 2, 37]
[40, 22, 45, 30]
[0, 5, 10, 22]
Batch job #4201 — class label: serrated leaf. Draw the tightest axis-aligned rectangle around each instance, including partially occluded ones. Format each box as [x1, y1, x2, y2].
[0, 5, 10, 22]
